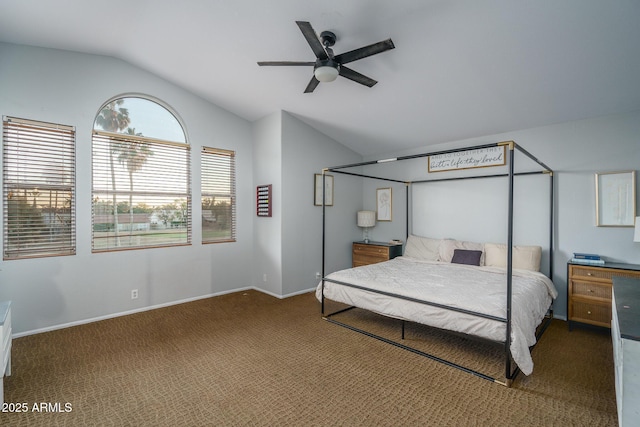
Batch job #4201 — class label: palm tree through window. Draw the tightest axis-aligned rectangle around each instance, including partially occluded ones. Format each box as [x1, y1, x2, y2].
[91, 96, 191, 252]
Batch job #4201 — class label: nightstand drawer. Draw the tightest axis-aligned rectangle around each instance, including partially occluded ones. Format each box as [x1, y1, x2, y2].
[570, 300, 611, 327]
[352, 242, 402, 268]
[353, 243, 390, 259]
[571, 280, 611, 300]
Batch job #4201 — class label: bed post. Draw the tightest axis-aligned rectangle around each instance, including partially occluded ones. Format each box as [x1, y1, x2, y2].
[405, 182, 410, 240]
[321, 169, 327, 315]
[504, 141, 515, 383]
[549, 171, 554, 280]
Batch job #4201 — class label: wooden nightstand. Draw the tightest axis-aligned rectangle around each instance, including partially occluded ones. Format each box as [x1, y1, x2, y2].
[352, 241, 403, 267]
[567, 261, 640, 330]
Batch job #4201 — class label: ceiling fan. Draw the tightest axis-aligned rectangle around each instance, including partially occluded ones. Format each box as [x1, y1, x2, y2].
[258, 21, 395, 93]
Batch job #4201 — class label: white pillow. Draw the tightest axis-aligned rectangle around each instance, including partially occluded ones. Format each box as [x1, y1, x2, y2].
[484, 243, 542, 272]
[439, 239, 485, 265]
[403, 235, 441, 261]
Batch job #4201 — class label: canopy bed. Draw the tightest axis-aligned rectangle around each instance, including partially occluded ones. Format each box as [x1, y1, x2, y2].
[317, 141, 556, 386]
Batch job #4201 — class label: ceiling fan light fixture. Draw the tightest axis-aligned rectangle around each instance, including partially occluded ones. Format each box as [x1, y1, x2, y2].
[314, 65, 339, 82]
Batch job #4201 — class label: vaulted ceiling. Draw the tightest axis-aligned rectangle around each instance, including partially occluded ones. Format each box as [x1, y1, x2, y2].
[1, 0, 639, 157]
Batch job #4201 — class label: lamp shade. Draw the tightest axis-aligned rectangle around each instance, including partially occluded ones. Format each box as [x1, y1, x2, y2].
[357, 210, 376, 228]
[314, 66, 339, 83]
[634, 216, 640, 242]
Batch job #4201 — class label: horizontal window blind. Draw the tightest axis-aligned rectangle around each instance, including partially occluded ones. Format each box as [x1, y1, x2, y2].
[92, 130, 191, 251]
[3, 116, 76, 259]
[201, 147, 236, 243]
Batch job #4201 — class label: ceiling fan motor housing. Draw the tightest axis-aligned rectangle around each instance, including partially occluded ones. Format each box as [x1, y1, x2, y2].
[320, 31, 336, 47]
[315, 58, 339, 70]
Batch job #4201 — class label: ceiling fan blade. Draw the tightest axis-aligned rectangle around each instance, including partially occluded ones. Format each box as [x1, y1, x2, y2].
[304, 76, 320, 93]
[257, 61, 315, 66]
[296, 21, 328, 60]
[339, 66, 378, 87]
[334, 39, 395, 65]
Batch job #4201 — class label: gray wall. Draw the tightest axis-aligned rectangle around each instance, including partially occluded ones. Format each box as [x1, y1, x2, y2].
[251, 111, 363, 298]
[363, 111, 640, 319]
[280, 112, 362, 296]
[0, 43, 255, 334]
[252, 112, 283, 296]
[2, 41, 639, 333]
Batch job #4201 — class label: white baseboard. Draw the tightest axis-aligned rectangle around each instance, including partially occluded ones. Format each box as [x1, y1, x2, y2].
[14, 286, 260, 338]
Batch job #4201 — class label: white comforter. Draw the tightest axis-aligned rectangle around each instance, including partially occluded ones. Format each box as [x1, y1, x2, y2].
[315, 256, 558, 375]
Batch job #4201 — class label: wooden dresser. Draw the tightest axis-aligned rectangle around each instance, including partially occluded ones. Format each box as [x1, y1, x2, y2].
[567, 262, 640, 329]
[352, 241, 403, 267]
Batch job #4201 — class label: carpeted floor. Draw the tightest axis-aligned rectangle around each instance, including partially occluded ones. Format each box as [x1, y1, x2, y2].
[1, 290, 617, 426]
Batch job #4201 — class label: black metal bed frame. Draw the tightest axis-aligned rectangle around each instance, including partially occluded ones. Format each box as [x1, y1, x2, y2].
[320, 141, 555, 387]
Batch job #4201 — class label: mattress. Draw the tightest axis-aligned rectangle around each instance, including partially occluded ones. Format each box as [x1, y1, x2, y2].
[316, 256, 558, 375]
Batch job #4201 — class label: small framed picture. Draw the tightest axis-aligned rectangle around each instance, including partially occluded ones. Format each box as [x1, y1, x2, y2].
[595, 170, 635, 227]
[376, 187, 392, 221]
[314, 174, 333, 206]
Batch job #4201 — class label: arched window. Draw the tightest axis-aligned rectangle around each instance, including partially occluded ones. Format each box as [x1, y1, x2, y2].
[91, 96, 191, 252]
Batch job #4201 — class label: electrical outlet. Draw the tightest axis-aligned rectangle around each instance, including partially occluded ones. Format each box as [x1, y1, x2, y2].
[315, 272, 321, 279]
[131, 289, 138, 300]
[263, 273, 267, 282]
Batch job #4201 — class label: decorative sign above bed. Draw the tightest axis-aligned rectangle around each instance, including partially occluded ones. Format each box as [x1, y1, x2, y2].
[428, 146, 506, 172]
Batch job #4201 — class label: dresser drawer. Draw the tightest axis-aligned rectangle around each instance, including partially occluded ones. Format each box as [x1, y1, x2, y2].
[570, 300, 611, 328]
[570, 265, 640, 282]
[571, 280, 611, 300]
[570, 265, 615, 282]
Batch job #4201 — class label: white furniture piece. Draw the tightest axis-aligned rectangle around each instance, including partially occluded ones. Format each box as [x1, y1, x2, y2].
[612, 277, 640, 426]
[0, 300, 11, 404]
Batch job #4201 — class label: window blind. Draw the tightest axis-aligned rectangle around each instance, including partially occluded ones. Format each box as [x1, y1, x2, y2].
[201, 147, 236, 243]
[2, 116, 76, 259]
[92, 130, 191, 251]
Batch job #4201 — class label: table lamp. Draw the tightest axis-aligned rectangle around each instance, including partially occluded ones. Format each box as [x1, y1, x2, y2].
[357, 210, 376, 243]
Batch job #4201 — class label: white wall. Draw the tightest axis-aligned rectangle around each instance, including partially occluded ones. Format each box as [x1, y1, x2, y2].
[364, 111, 640, 319]
[0, 43, 255, 334]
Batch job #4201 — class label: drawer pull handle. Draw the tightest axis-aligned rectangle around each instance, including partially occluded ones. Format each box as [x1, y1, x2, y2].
[587, 272, 593, 276]
[587, 311, 592, 315]
[588, 289, 594, 293]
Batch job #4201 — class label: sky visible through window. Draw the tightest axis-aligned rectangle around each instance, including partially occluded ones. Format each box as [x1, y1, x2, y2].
[96, 97, 185, 142]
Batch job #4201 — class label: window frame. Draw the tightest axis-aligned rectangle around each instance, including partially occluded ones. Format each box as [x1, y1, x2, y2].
[201, 146, 236, 244]
[2, 116, 76, 260]
[91, 96, 191, 253]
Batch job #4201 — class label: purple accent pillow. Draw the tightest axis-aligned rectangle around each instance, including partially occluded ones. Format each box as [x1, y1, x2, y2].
[451, 249, 482, 266]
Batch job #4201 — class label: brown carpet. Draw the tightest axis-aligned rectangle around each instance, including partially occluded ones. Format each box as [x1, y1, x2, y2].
[1, 290, 616, 426]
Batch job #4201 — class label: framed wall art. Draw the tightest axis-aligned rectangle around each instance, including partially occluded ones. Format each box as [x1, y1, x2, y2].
[314, 173, 333, 206]
[595, 170, 636, 227]
[376, 187, 392, 221]
[256, 184, 272, 217]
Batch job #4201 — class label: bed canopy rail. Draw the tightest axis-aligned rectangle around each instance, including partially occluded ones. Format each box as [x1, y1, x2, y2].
[319, 140, 555, 386]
